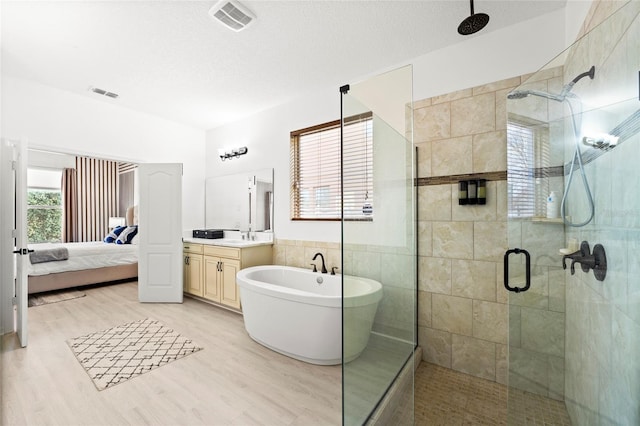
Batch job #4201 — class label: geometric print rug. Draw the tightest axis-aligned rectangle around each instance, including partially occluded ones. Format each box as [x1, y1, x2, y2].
[67, 318, 202, 390]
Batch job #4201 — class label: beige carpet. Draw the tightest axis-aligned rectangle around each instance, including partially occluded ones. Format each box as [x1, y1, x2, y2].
[28, 289, 86, 307]
[68, 318, 202, 390]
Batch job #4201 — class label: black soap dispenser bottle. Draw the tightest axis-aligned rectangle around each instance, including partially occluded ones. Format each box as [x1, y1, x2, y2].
[458, 181, 468, 205]
[467, 180, 477, 204]
[477, 179, 486, 205]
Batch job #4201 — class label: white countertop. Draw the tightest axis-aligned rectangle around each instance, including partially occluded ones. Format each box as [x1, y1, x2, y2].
[183, 237, 273, 248]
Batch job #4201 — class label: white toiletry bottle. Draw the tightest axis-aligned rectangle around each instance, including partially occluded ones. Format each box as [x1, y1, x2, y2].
[546, 191, 559, 218]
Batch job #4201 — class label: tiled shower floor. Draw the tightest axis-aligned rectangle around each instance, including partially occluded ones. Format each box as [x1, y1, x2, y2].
[414, 362, 571, 425]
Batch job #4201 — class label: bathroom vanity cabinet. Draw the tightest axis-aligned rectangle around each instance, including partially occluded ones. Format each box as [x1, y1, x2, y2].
[182, 241, 272, 312]
[183, 243, 204, 297]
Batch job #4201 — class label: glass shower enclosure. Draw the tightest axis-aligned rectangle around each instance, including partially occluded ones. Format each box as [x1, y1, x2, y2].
[340, 65, 416, 425]
[505, 2, 640, 424]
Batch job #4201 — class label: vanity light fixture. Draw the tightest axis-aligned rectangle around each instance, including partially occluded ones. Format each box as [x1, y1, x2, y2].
[219, 146, 248, 161]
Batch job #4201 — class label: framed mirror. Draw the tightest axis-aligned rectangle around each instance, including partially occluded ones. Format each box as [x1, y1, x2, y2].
[205, 168, 273, 232]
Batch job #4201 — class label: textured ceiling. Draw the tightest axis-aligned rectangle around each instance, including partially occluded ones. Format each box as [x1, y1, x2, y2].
[1, 1, 567, 130]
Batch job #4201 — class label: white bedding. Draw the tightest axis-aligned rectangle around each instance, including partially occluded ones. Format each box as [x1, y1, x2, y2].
[28, 242, 138, 276]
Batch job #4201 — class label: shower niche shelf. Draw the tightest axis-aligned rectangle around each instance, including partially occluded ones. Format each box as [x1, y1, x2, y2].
[531, 216, 564, 224]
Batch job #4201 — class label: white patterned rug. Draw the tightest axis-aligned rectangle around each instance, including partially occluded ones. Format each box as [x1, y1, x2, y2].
[68, 318, 202, 390]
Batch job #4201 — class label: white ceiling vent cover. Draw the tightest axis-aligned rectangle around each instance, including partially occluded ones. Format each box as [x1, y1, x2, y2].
[209, 0, 256, 32]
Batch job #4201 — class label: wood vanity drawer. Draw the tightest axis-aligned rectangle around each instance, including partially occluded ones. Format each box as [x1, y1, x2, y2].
[183, 243, 203, 254]
[203, 245, 240, 260]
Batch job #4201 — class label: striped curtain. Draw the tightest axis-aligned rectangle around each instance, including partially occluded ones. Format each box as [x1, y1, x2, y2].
[75, 157, 119, 242]
[61, 168, 78, 242]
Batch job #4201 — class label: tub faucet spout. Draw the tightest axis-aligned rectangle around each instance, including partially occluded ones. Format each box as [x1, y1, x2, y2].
[312, 253, 327, 274]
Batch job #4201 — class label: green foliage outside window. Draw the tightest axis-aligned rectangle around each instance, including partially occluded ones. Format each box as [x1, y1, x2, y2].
[27, 189, 62, 243]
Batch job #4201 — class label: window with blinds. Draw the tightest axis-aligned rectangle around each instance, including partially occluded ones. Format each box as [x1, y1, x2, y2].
[290, 113, 373, 220]
[507, 121, 535, 218]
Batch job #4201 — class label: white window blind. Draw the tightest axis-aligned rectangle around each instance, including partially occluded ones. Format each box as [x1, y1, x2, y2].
[507, 121, 535, 218]
[291, 113, 373, 220]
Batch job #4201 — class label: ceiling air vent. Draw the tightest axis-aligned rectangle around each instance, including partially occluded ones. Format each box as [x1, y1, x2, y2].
[209, 0, 256, 32]
[90, 87, 119, 99]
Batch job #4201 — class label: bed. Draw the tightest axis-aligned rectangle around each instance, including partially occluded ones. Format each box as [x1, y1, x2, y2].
[27, 206, 139, 294]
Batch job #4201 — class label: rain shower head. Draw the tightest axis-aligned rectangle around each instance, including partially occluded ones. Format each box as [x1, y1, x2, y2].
[458, 0, 490, 35]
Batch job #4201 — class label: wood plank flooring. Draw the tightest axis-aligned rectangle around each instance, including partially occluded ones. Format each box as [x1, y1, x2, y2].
[1, 282, 342, 425]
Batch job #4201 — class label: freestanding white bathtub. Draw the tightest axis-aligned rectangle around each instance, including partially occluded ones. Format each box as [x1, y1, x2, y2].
[236, 265, 383, 365]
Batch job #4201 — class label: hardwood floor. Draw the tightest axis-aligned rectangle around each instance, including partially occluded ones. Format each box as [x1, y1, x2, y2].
[1, 282, 342, 425]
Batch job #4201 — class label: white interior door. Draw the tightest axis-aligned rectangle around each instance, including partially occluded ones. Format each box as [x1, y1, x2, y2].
[0, 139, 28, 346]
[138, 163, 183, 303]
[15, 141, 28, 346]
[0, 140, 14, 335]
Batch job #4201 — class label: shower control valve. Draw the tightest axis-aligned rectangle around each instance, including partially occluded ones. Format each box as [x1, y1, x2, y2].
[562, 241, 607, 281]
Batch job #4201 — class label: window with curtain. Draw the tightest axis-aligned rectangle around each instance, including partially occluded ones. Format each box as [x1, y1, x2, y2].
[290, 112, 373, 220]
[27, 168, 63, 243]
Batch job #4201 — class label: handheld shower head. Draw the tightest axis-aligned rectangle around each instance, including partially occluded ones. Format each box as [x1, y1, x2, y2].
[506, 91, 529, 100]
[506, 89, 565, 102]
[507, 66, 595, 103]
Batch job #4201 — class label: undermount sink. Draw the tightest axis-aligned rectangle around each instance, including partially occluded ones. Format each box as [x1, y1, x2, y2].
[220, 239, 250, 244]
[186, 236, 272, 248]
[215, 239, 267, 247]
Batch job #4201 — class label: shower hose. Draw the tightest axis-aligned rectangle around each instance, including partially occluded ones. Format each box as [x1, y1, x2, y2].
[560, 98, 595, 227]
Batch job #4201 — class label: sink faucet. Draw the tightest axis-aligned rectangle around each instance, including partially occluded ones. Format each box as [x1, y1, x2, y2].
[312, 252, 327, 274]
[241, 230, 256, 240]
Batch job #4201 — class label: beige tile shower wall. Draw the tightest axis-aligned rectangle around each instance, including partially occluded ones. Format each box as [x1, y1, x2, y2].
[415, 75, 567, 396]
[273, 239, 341, 272]
[417, 180, 510, 384]
[562, 1, 640, 424]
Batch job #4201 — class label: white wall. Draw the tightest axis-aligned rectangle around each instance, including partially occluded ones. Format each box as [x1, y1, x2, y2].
[28, 149, 75, 170]
[1, 76, 207, 232]
[412, 7, 568, 102]
[206, 88, 340, 242]
[565, 0, 595, 46]
[205, 8, 569, 243]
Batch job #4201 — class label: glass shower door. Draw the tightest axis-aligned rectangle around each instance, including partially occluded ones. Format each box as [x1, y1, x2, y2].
[506, 2, 640, 424]
[341, 65, 416, 425]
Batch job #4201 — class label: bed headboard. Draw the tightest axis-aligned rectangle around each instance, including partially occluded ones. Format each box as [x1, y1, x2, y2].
[126, 205, 139, 226]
